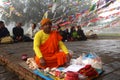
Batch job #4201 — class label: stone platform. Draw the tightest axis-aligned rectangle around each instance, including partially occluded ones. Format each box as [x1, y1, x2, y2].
[0, 39, 120, 80]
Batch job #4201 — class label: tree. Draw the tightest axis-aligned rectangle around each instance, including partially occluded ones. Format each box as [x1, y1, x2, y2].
[1, 0, 49, 24]
[1, 0, 92, 25]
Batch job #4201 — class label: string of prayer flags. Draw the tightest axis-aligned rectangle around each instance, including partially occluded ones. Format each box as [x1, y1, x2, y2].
[2, 0, 11, 5]
[2, 0, 10, 3]
[52, 3, 57, 13]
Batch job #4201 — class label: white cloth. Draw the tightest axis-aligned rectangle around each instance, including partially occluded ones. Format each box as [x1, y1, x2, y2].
[62, 64, 85, 72]
[86, 30, 95, 36]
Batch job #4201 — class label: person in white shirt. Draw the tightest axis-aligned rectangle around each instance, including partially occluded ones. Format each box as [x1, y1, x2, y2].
[26, 23, 38, 39]
[86, 30, 98, 39]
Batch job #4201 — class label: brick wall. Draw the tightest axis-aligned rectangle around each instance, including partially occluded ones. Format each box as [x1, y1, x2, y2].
[0, 53, 43, 80]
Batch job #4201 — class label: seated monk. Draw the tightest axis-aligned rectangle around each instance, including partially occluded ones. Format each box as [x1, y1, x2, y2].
[33, 18, 71, 69]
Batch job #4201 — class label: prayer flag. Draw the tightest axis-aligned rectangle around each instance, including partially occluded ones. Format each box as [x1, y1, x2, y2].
[9, 6, 15, 16]
[53, 0, 57, 2]
[42, 11, 48, 19]
[89, 3, 96, 11]
[2, 0, 9, 2]
[105, 0, 110, 3]
[2, 0, 10, 4]
[97, 0, 106, 8]
[52, 3, 57, 13]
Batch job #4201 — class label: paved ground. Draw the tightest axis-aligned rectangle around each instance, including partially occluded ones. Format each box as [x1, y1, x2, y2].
[0, 39, 120, 80]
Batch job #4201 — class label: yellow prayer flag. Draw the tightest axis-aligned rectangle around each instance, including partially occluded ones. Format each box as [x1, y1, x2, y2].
[10, 6, 15, 11]
[42, 11, 48, 19]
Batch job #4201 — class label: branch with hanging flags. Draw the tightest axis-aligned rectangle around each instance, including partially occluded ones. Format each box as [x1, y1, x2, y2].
[96, 0, 116, 11]
[97, 0, 120, 14]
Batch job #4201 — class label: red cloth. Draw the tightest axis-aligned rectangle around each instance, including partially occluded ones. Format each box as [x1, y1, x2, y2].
[65, 71, 79, 80]
[35, 31, 67, 69]
[79, 65, 99, 80]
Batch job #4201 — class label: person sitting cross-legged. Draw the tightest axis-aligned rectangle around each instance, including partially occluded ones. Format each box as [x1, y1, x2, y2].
[33, 18, 71, 69]
[25, 23, 38, 40]
[12, 22, 32, 42]
[0, 21, 13, 44]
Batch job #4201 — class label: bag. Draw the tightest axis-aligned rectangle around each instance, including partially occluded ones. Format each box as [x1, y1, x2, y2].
[76, 52, 102, 69]
[0, 36, 13, 44]
[79, 65, 99, 80]
[65, 71, 79, 80]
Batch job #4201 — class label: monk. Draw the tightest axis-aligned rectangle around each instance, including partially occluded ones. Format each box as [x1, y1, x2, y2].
[33, 18, 71, 69]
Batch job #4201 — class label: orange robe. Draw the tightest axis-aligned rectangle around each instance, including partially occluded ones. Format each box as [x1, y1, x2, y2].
[35, 31, 67, 69]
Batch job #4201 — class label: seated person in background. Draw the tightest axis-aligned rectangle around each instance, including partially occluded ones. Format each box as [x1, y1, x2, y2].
[0, 21, 10, 38]
[25, 23, 38, 39]
[33, 18, 71, 69]
[0, 21, 13, 43]
[72, 27, 78, 41]
[86, 30, 98, 39]
[59, 28, 67, 42]
[77, 25, 87, 41]
[12, 22, 32, 42]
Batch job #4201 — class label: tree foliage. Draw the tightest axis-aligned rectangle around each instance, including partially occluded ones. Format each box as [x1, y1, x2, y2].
[1, 0, 50, 24]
